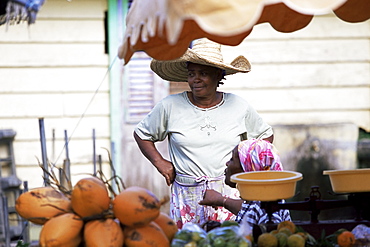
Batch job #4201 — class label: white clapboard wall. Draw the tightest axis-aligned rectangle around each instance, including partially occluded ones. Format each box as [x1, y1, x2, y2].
[0, 0, 369, 202]
[221, 15, 370, 132]
[0, 0, 111, 189]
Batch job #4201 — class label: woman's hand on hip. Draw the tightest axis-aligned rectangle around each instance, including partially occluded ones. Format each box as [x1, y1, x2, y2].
[133, 133, 175, 186]
[155, 159, 176, 186]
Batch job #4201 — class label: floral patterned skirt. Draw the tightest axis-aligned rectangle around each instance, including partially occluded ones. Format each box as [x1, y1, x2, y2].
[170, 175, 240, 229]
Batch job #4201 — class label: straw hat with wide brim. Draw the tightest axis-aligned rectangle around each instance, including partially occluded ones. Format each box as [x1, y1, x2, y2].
[150, 38, 251, 82]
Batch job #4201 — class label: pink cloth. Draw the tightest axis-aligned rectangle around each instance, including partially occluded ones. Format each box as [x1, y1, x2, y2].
[238, 139, 283, 172]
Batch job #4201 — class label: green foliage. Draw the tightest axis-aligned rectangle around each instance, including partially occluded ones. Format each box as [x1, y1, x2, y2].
[359, 128, 370, 140]
[16, 241, 30, 247]
[315, 229, 341, 247]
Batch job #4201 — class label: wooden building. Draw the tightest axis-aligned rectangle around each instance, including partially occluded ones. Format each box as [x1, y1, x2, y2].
[0, 0, 369, 241]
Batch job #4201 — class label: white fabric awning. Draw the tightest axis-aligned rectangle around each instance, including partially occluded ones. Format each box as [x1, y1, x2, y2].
[118, 0, 370, 64]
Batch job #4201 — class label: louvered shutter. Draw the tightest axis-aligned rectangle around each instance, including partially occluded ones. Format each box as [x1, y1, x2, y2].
[125, 52, 155, 123]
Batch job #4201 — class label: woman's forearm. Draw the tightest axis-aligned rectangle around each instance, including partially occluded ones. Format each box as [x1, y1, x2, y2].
[133, 132, 163, 165]
[223, 197, 244, 216]
[199, 189, 244, 216]
[133, 132, 175, 185]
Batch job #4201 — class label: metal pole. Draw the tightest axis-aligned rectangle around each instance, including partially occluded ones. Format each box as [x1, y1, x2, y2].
[64, 130, 70, 163]
[98, 155, 102, 174]
[52, 129, 55, 161]
[92, 129, 96, 176]
[61, 130, 71, 188]
[38, 118, 49, 186]
[110, 141, 117, 192]
[64, 130, 70, 175]
[110, 141, 116, 178]
[22, 181, 29, 244]
[3, 196, 10, 247]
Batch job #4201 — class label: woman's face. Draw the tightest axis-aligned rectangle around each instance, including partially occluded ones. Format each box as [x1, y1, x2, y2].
[224, 145, 244, 188]
[187, 62, 222, 97]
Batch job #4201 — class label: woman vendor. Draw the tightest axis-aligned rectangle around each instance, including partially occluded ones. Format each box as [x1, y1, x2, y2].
[133, 38, 274, 228]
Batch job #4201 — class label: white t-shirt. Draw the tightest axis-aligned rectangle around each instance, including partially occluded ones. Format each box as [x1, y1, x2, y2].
[135, 92, 273, 178]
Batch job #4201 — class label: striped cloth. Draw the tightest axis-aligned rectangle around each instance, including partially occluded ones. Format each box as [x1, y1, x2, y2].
[235, 201, 291, 225]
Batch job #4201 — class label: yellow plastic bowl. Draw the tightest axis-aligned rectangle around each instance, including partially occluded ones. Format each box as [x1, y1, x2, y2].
[230, 171, 303, 201]
[323, 168, 370, 193]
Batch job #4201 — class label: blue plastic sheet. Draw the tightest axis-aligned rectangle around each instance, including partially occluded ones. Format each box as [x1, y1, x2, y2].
[0, 0, 45, 26]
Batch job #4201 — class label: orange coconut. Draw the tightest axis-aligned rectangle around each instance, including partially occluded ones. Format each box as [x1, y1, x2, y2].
[84, 218, 125, 247]
[15, 187, 71, 225]
[39, 213, 83, 247]
[71, 176, 110, 218]
[153, 212, 178, 242]
[112, 186, 161, 228]
[124, 221, 170, 247]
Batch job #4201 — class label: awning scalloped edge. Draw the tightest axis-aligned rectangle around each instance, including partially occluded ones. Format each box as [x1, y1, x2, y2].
[118, 0, 370, 64]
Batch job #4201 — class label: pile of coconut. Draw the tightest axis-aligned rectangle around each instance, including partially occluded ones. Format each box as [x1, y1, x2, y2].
[15, 170, 176, 247]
